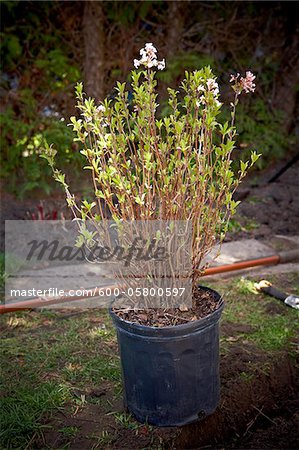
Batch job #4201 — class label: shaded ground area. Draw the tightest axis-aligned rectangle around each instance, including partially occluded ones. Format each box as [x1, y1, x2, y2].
[227, 156, 299, 240]
[177, 349, 298, 450]
[0, 273, 298, 449]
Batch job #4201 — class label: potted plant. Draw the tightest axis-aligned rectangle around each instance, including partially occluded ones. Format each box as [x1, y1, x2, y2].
[42, 43, 259, 426]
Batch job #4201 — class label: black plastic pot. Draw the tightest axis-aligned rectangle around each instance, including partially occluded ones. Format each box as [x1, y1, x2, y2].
[109, 286, 224, 427]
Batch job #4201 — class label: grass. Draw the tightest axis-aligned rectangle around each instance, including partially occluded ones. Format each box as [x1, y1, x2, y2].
[89, 430, 117, 449]
[58, 426, 79, 438]
[207, 274, 299, 352]
[0, 382, 69, 448]
[0, 272, 298, 448]
[0, 252, 5, 299]
[112, 411, 140, 430]
[239, 371, 254, 382]
[0, 309, 120, 448]
[227, 216, 260, 233]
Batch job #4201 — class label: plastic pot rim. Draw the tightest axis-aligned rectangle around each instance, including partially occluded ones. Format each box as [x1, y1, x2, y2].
[109, 285, 224, 338]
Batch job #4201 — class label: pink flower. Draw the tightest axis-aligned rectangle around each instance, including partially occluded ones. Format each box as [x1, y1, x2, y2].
[230, 71, 256, 94]
[230, 73, 240, 83]
[240, 71, 256, 93]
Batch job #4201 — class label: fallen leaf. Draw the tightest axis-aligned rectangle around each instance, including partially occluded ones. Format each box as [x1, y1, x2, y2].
[226, 336, 239, 342]
[138, 314, 148, 321]
[179, 304, 189, 312]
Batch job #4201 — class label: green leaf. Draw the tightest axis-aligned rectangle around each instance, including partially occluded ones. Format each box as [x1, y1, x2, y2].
[251, 151, 262, 165]
[240, 160, 248, 173]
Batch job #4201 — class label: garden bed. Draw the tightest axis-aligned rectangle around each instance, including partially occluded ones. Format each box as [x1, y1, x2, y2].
[1, 273, 298, 449]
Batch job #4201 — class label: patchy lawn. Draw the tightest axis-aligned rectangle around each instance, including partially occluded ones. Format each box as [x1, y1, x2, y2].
[0, 272, 298, 449]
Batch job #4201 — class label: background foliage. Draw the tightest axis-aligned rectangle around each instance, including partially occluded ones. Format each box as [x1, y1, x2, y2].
[1, 0, 298, 196]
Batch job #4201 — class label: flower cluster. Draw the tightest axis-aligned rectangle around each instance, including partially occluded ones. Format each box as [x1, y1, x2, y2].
[134, 43, 165, 70]
[206, 78, 220, 96]
[230, 71, 256, 95]
[196, 78, 221, 107]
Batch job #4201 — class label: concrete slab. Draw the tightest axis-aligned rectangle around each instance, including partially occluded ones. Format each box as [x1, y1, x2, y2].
[5, 262, 117, 303]
[206, 239, 275, 266]
[203, 235, 299, 280]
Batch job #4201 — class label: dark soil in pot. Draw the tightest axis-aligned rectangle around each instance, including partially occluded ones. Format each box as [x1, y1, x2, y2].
[112, 285, 220, 327]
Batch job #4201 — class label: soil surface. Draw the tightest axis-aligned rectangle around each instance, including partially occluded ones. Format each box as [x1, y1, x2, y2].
[37, 333, 299, 450]
[176, 343, 298, 449]
[227, 155, 299, 240]
[113, 285, 220, 327]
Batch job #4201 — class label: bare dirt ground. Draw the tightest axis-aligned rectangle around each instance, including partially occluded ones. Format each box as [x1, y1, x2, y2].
[37, 327, 298, 450]
[176, 343, 298, 450]
[228, 155, 299, 240]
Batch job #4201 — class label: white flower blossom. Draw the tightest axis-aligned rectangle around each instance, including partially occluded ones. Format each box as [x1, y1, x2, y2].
[133, 43, 165, 71]
[196, 79, 221, 107]
[96, 105, 105, 113]
[145, 42, 157, 53]
[148, 58, 158, 68]
[157, 59, 166, 70]
[207, 78, 219, 96]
